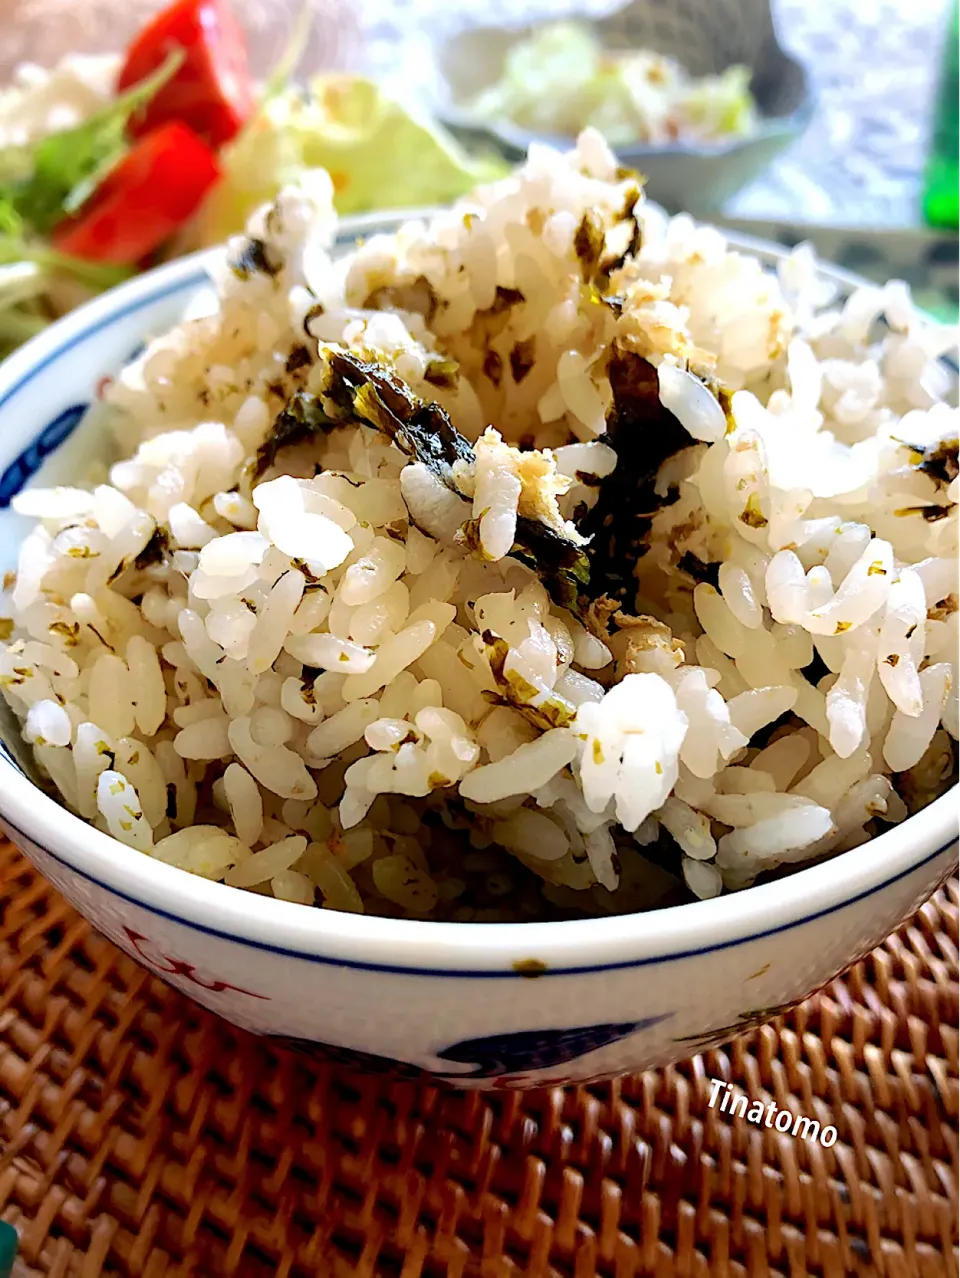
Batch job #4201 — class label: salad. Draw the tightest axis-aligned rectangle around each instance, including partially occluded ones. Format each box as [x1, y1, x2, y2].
[0, 0, 503, 357]
[469, 21, 757, 149]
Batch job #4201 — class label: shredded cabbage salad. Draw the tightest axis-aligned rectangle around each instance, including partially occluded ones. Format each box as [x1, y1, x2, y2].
[469, 22, 757, 149]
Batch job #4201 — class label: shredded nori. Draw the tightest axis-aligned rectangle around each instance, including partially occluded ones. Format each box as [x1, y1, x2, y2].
[481, 632, 577, 730]
[253, 391, 341, 479]
[229, 237, 281, 279]
[915, 436, 959, 489]
[574, 184, 643, 287]
[323, 350, 474, 477]
[893, 436, 958, 526]
[284, 344, 312, 374]
[598, 293, 624, 315]
[509, 337, 537, 384]
[902, 503, 953, 523]
[291, 557, 330, 585]
[488, 286, 524, 313]
[133, 526, 170, 572]
[509, 518, 591, 613]
[423, 357, 459, 390]
[578, 346, 693, 608]
[676, 551, 720, 590]
[610, 185, 644, 271]
[483, 349, 503, 388]
[364, 275, 440, 322]
[469, 287, 528, 345]
[317, 351, 592, 611]
[573, 210, 606, 282]
[801, 650, 831, 687]
[303, 302, 325, 335]
[739, 493, 769, 529]
[928, 594, 958, 622]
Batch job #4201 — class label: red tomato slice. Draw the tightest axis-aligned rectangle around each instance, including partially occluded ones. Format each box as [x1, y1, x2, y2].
[51, 122, 220, 265]
[118, 0, 253, 149]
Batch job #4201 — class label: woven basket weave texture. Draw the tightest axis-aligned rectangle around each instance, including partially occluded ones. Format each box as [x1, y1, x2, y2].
[0, 839, 957, 1277]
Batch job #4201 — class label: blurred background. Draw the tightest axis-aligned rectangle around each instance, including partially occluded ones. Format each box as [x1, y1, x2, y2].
[2, 0, 958, 315]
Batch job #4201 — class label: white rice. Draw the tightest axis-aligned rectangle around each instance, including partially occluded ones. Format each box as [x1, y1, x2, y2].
[1, 130, 956, 920]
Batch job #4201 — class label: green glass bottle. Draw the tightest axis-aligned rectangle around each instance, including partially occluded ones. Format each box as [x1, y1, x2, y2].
[923, 1, 959, 228]
[0, 1220, 18, 1278]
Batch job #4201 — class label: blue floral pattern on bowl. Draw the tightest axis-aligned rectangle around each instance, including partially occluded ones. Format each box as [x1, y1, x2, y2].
[0, 404, 88, 507]
[270, 1014, 672, 1082]
[432, 1015, 671, 1077]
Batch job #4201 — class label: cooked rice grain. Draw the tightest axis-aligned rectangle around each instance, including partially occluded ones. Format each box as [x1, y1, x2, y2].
[2, 132, 956, 920]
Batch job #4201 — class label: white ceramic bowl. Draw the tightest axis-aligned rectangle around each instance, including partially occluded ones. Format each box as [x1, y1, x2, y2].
[0, 213, 956, 1088]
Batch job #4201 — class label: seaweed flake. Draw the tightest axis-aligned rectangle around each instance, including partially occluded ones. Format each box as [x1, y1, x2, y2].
[574, 210, 606, 282]
[922, 504, 952, 522]
[364, 275, 439, 322]
[928, 594, 958, 623]
[423, 357, 460, 390]
[321, 350, 591, 610]
[740, 494, 768, 529]
[457, 518, 483, 555]
[133, 526, 170, 572]
[324, 350, 473, 477]
[229, 237, 281, 280]
[469, 286, 527, 345]
[911, 436, 959, 489]
[253, 391, 342, 479]
[285, 344, 312, 374]
[509, 337, 536, 384]
[490, 286, 524, 313]
[291, 557, 329, 585]
[676, 552, 720, 590]
[481, 633, 577, 731]
[510, 518, 591, 614]
[597, 184, 643, 280]
[303, 302, 325, 335]
[483, 349, 504, 388]
[578, 347, 693, 607]
[894, 503, 951, 523]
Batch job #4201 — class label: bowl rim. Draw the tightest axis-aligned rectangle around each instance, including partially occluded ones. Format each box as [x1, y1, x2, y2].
[429, 17, 816, 162]
[0, 227, 956, 979]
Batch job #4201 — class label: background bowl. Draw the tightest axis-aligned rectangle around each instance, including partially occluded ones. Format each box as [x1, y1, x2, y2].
[429, 0, 813, 214]
[0, 212, 955, 1088]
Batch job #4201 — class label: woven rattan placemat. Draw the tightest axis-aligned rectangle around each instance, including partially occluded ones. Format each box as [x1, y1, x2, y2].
[0, 838, 956, 1277]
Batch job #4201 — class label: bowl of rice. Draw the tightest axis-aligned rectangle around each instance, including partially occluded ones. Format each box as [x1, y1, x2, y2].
[0, 134, 956, 1086]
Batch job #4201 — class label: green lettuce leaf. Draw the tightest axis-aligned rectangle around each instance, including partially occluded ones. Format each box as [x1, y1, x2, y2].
[0, 50, 183, 236]
[298, 76, 506, 215]
[0, 235, 130, 288]
[192, 74, 507, 244]
[0, 234, 131, 358]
